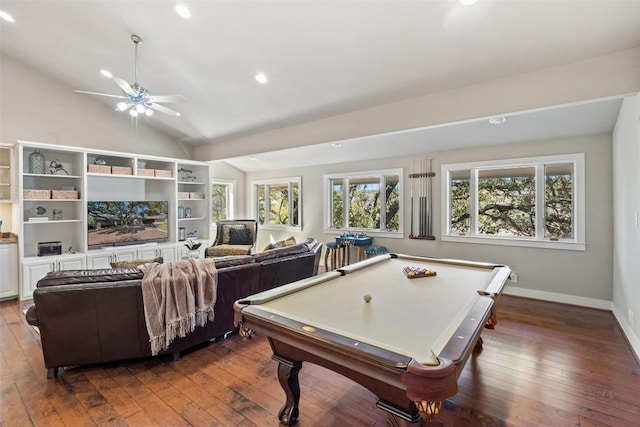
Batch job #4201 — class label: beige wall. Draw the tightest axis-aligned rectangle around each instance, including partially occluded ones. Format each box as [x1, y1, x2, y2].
[612, 94, 640, 354]
[247, 133, 614, 302]
[0, 53, 189, 159]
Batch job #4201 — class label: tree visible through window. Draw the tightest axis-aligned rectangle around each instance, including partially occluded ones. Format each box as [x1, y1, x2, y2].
[444, 154, 582, 248]
[254, 177, 301, 229]
[327, 170, 401, 232]
[211, 181, 234, 223]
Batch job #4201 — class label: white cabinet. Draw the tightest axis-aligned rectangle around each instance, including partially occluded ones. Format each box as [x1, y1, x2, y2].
[0, 243, 19, 300]
[22, 254, 87, 298]
[138, 243, 178, 262]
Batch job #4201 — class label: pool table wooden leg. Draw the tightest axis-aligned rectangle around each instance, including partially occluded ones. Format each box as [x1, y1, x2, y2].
[275, 357, 302, 426]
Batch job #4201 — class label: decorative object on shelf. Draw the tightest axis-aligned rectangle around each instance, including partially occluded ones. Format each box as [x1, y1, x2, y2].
[178, 167, 197, 182]
[37, 241, 62, 257]
[94, 157, 107, 165]
[183, 238, 202, 260]
[49, 160, 70, 175]
[68, 246, 76, 254]
[187, 230, 198, 239]
[31, 206, 47, 216]
[184, 207, 192, 218]
[184, 238, 202, 251]
[0, 219, 3, 233]
[177, 205, 184, 219]
[137, 159, 145, 168]
[28, 149, 46, 174]
[178, 227, 186, 241]
[73, 34, 185, 118]
[52, 209, 63, 220]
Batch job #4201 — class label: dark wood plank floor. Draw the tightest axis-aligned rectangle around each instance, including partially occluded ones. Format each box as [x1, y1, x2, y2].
[1, 295, 639, 427]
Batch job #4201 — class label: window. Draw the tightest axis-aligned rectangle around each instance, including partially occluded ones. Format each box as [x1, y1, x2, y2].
[325, 169, 402, 235]
[211, 180, 235, 223]
[443, 154, 585, 250]
[253, 177, 301, 230]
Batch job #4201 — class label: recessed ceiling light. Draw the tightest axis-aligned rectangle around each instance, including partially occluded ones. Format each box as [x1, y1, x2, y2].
[250, 156, 258, 161]
[331, 142, 342, 147]
[255, 73, 268, 84]
[489, 116, 507, 125]
[175, 4, 191, 19]
[459, 0, 477, 5]
[100, 69, 113, 79]
[0, 10, 15, 22]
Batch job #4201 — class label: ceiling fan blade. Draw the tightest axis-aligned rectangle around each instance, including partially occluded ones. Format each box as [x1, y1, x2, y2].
[73, 90, 127, 99]
[149, 103, 181, 116]
[149, 95, 186, 103]
[112, 76, 136, 96]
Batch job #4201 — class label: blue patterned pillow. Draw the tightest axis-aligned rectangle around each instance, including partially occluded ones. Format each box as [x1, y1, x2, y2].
[228, 227, 252, 245]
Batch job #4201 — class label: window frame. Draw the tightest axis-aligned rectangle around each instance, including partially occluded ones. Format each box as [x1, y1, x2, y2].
[324, 168, 403, 238]
[252, 176, 302, 232]
[441, 153, 585, 251]
[210, 179, 236, 225]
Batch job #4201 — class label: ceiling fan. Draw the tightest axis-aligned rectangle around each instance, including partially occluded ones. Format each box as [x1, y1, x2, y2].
[74, 34, 185, 117]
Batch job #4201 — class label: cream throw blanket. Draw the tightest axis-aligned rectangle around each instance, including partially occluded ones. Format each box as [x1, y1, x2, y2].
[139, 258, 218, 356]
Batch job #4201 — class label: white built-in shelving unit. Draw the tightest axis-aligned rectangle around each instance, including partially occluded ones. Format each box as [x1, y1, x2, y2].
[16, 141, 212, 299]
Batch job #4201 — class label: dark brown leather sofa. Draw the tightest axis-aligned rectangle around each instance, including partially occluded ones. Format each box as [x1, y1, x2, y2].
[26, 238, 322, 378]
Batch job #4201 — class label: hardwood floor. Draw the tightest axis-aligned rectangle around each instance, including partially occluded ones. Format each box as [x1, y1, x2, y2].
[1, 295, 639, 427]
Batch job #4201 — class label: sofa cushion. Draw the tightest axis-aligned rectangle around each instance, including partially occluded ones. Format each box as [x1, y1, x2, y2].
[228, 227, 253, 245]
[212, 255, 256, 269]
[206, 244, 253, 257]
[110, 257, 163, 269]
[253, 242, 310, 262]
[37, 268, 144, 287]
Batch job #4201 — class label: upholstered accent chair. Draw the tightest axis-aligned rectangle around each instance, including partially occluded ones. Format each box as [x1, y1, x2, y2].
[206, 219, 258, 257]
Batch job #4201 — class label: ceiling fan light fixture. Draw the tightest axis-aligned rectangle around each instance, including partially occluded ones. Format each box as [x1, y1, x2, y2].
[136, 104, 146, 113]
[145, 108, 154, 117]
[129, 109, 138, 117]
[116, 102, 128, 111]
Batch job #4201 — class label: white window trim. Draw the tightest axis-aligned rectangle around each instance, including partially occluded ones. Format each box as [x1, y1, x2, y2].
[441, 153, 585, 251]
[252, 176, 302, 232]
[323, 168, 404, 238]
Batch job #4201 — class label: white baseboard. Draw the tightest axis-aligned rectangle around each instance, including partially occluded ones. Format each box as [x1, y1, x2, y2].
[502, 286, 640, 361]
[503, 286, 613, 310]
[611, 305, 640, 362]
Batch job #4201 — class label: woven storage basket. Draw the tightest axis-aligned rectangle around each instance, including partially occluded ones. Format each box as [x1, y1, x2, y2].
[24, 189, 51, 199]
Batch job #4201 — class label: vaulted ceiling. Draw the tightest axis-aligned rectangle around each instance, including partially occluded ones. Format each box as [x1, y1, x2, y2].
[1, 1, 639, 170]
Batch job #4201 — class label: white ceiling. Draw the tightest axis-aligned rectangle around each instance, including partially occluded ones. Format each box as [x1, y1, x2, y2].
[1, 1, 639, 171]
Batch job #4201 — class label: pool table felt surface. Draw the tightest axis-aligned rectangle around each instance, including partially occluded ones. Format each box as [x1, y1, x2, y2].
[240, 254, 505, 366]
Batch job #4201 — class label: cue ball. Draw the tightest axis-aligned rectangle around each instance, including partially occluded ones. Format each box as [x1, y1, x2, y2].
[363, 293, 372, 303]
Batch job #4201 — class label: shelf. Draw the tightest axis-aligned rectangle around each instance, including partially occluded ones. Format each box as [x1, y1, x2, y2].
[178, 181, 207, 185]
[24, 199, 82, 202]
[178, 217, 206, 221]
[24, 219, 82, 225]
[87, 172, 174, 181]
[23, 173, 82, 179]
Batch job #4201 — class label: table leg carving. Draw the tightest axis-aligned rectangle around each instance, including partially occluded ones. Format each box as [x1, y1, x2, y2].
[275, 359, 302, 426]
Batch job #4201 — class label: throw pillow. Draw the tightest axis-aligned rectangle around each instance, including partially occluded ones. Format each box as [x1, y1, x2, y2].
[222, 224, 248, 244]
[263, 236, 296, 251]
[110, 256, 163, 269]
[228, 227, 252, 245]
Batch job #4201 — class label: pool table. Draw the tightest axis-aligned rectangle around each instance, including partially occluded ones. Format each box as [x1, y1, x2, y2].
[234, 253, 511, 424]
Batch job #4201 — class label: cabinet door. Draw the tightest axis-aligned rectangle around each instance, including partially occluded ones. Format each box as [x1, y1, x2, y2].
[112, 249, 137, 263]
[137, 247, 160, 260]
[86, 252, 113, 269]
[58, 255, 86, 271]
[22, 260, 55, 298]
[158, 244, 177, 262]
[0, 244, 19, 300]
